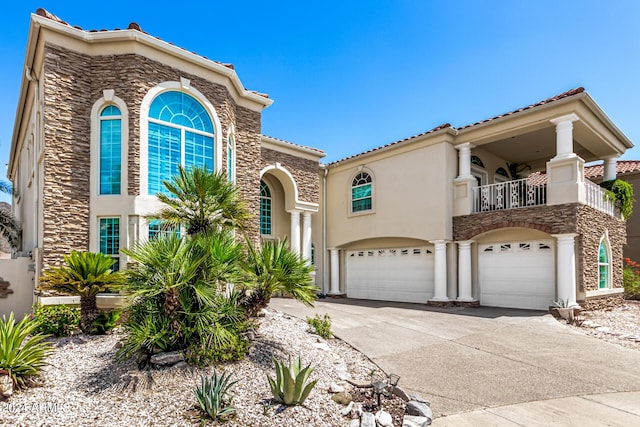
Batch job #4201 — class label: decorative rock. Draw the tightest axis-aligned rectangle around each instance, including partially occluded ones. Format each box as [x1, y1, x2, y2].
[313, 342, 331, 351]
[347, 378, 373, 388]
[375, 410, 393, 427]
[341, 401, 354, 416]
[402, 414, 432, 427]
[329, 382, 345, 393]
[409, 393, 432, 406]
[113, 340, 123, 349]
[352, 402, 364, 418]
[393, 385, 411, 401]
[406, 401, 433, 419]
[361, 412, 376, 427]
[0, 372, 13, 397]
[172, 361, 189, 370]
[595, 326, 611, 333]
[149, 351, 184, 366]
[331, 391, 352, 405]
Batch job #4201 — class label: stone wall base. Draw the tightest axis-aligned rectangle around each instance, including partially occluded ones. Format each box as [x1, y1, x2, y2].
[578, 294, 626, 311]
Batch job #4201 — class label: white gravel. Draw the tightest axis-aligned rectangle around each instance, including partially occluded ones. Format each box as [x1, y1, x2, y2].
[568, 300, 640, 350]
[0, 308, 383, 427]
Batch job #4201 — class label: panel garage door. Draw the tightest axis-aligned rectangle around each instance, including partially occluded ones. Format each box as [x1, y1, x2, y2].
[478, 240, 555, 310]
[346, 247, 434, 303]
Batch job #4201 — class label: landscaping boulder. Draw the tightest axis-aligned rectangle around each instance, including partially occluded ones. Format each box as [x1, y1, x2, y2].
[402, 414, 432, 427]
[0, 371, 13, 398]
[329, 382, 345, 393]
[392, 385, 411, 401]
[360, 412, 376, 427]
[347, 378, 373, 388]
[331, 391, 353, 405]
[150, 351, 184, 367]
[409, 393, 431, 406]
[406, 401, 433, 419]
[375, 409, 393, 427]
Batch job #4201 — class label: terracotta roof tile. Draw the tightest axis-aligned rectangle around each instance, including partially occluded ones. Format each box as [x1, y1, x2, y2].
[528, 160, 640, 185]
[262, 135, 325, 155]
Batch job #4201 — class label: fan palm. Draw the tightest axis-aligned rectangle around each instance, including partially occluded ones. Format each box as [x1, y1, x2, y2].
[0, 180, 20, 249]
[39, 251, 124, 333]
[243, 238, 317, 316]
[150, 166, 251, 236]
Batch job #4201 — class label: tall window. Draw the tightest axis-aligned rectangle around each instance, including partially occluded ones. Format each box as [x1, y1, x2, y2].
[148, 91, 214, 195]
[598, 237, 611, 289]
[148, 219, 180, 240]
[100, 105, 121, 194]
[260, 180, 272, 235]
[227, 134, 234, 182]
[99, 217, 120, 270]
[351, 172, 372, 212]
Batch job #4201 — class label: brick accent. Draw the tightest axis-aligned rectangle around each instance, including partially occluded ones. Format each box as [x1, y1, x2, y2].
[260, 148, 320, 205]
[40, 43, 264, 266]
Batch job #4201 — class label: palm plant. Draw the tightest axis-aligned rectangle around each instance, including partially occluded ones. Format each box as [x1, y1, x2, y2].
[150, 166, 251, 236]
[242, 238, 317, 317]
[39, 251, 124, 333]
[0, 180, 20, 249]
[0, 312, 53, 388]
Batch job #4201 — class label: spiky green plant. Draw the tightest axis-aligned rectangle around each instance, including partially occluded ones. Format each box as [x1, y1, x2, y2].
[195, 370, 238, 421]
[39, 251, 124, 333]
[90, 310, 121, 335]
[0, 312, 53, 388]
[267, 356, 318, 406]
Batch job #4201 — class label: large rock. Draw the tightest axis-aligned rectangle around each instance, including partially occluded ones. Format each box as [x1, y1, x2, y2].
[331, 391, 352, 405]
[347, 378, 373, 388]
[361, 412, 376, 427]
[149, 351, 184, 367]
[375, 410, 393, 427]
[409, 393, 431, 406]
[393, 385, 410, 401]
[406, 401, 433, 419]
[402, 415, 432, 427]
[0, 372, 13, 398]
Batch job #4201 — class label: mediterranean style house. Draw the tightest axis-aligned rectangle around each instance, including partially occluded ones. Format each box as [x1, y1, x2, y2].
[2, 9, 634, 318]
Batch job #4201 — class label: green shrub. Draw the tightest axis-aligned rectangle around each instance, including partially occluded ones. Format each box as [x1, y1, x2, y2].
[623, 258, 640, 299]
[306, 313, 333, 339]
[195, 370, 238, 421]
[31, 304, 80, 337]
[91, 310, 121, 335]
[601, 179, 634, 220]
[267, 356, 317, 406]
[186, 334, 248, 366]
[0, 312, 53, 388]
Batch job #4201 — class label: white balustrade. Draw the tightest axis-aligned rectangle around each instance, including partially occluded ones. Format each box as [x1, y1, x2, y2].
[472, 178, 546, 213]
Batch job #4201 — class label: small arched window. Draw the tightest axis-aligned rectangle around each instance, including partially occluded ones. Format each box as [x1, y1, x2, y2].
[495, 167, 510, 178]
[260, 180, 272, 235]
[598, 237, 611, 289]
[471, 155, 484, 168]
[99, 105, 122, 194]
[227, 133, 235, 183]
[351, 172, 372, 213]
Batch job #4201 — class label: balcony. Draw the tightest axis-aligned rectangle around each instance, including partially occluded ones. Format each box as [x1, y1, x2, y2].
[472, 178, 546, 213]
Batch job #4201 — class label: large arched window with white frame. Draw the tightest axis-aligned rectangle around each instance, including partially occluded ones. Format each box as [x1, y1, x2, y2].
[99, 105, 122, 194]
[598, 235, 611, 289]
[260, 180, 272, 236]
[351, 172, 372, 213]
[147, 91, 214, 195]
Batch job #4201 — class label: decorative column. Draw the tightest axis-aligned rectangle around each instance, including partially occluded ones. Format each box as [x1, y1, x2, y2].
[457, 240, 475, 302]
[453, 143, 477, 216]
[301, 211, 312, 263]
[289, 210, 301, 254]
[550, 114, 579, 160]
[553, 234, 579, 308]
[603, 156, 618, 182]
[329, 249, 340, 295]
[429, 240, 449, 302]
[456, 142, 475, 179]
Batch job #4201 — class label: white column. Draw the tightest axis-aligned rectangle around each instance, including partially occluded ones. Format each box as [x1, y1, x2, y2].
[301, 211, 312, 262]
[550, 113, 579, 160]
[457, 240, 475, 302]
[603, 156, 618, 182]
[289, 210, 301, 254]
[553, 233, 579, 308]
[429, 240, 449, 302]
[329, 249, 340, 295]
[456, 143, 475, 179]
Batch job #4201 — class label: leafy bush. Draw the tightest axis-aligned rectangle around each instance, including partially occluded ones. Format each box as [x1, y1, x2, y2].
[186, 334, 249, 365]
[601, 179, 634, 220]
[267, 356, 317, 406]
[195, 370, 238, 421]
[31, 304, 80, 337]
[306, 313, 333, 339]
[90, 310, 121, 335]
[623, 258, 640, 299]
[0, 312, 53, 388]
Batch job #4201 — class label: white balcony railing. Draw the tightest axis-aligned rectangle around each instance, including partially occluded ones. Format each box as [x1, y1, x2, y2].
[585, 180, 618, 218]
[472, 178, 547, 213]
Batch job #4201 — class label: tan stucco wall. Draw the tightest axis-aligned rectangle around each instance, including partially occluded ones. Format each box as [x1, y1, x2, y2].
[622, 172, 640, 262]
[0, 258, 35, 319]
[471, 147, 512, 183]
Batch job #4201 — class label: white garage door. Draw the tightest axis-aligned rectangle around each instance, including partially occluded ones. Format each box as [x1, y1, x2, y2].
[346, 247, 434, 303]
[478, 240, 555, 310]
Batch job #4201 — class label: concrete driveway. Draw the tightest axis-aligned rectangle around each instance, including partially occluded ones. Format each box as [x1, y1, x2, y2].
[270, 297, 640, 424]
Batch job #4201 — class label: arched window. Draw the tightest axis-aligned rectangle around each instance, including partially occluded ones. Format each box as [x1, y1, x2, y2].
[351, 172, 372, 212]
[260, 180, 272, 235]
[99, 105, 122, 194]
[495, 167, 510, 178]
[227, 133, 235, 183]
[471, 155, 484, 168]
[147, 91, 214, 195]
[598, 237, 611, 289]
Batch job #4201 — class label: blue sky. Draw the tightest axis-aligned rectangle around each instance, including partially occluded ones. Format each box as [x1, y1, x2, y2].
[1, 1, 639, 202]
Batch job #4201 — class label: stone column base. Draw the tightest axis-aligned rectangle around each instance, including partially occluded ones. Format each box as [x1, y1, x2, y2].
[455, 300, 480, 308]
[427, 299, 454, 308]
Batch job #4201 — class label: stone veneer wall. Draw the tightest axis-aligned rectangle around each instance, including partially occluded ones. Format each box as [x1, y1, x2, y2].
[453, 203, 626, 295]
[260, 148, 320, 205]
[41, 43, 263, 267]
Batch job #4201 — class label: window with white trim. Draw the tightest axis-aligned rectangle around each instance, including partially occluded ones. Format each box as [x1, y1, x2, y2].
[148, 219, 180, 240]
[99, 217, 120, 270]
[99, 105, 122, 194]
[351, 172, 372, 212]
[147, 91, 214, 195]
[260, 180, 272, 235]
[227, 133, 235, 182]
[598, 236, 611, 289]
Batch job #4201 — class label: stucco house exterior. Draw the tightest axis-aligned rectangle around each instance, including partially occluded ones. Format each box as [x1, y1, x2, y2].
[2, 10, 634, 318]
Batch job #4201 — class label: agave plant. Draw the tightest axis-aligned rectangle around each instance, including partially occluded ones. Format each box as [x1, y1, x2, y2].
[195, 370, 238, 421]
[267, 356, 318, 406]
[0, 312, 53, 388]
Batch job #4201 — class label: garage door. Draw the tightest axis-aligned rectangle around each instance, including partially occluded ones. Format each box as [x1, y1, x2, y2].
[478, 240, 555, 310]
[346, 247, 434, 303]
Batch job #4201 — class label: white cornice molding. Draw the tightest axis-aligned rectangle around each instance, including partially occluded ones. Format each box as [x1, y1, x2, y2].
[261, 135, 325, 161]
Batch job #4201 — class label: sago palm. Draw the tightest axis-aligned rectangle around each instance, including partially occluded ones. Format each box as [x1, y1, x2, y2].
[39, 251, 124, 333]
[150, 166, 251, 235]
[243, 238, 317, 316]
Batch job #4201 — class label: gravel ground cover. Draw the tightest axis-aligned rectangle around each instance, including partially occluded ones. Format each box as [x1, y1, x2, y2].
[0, 308, 384, 427]
[568, 300, 640, 351]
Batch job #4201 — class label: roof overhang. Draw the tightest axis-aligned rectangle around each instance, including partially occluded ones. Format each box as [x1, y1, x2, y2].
[261, 135, 325, 161]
